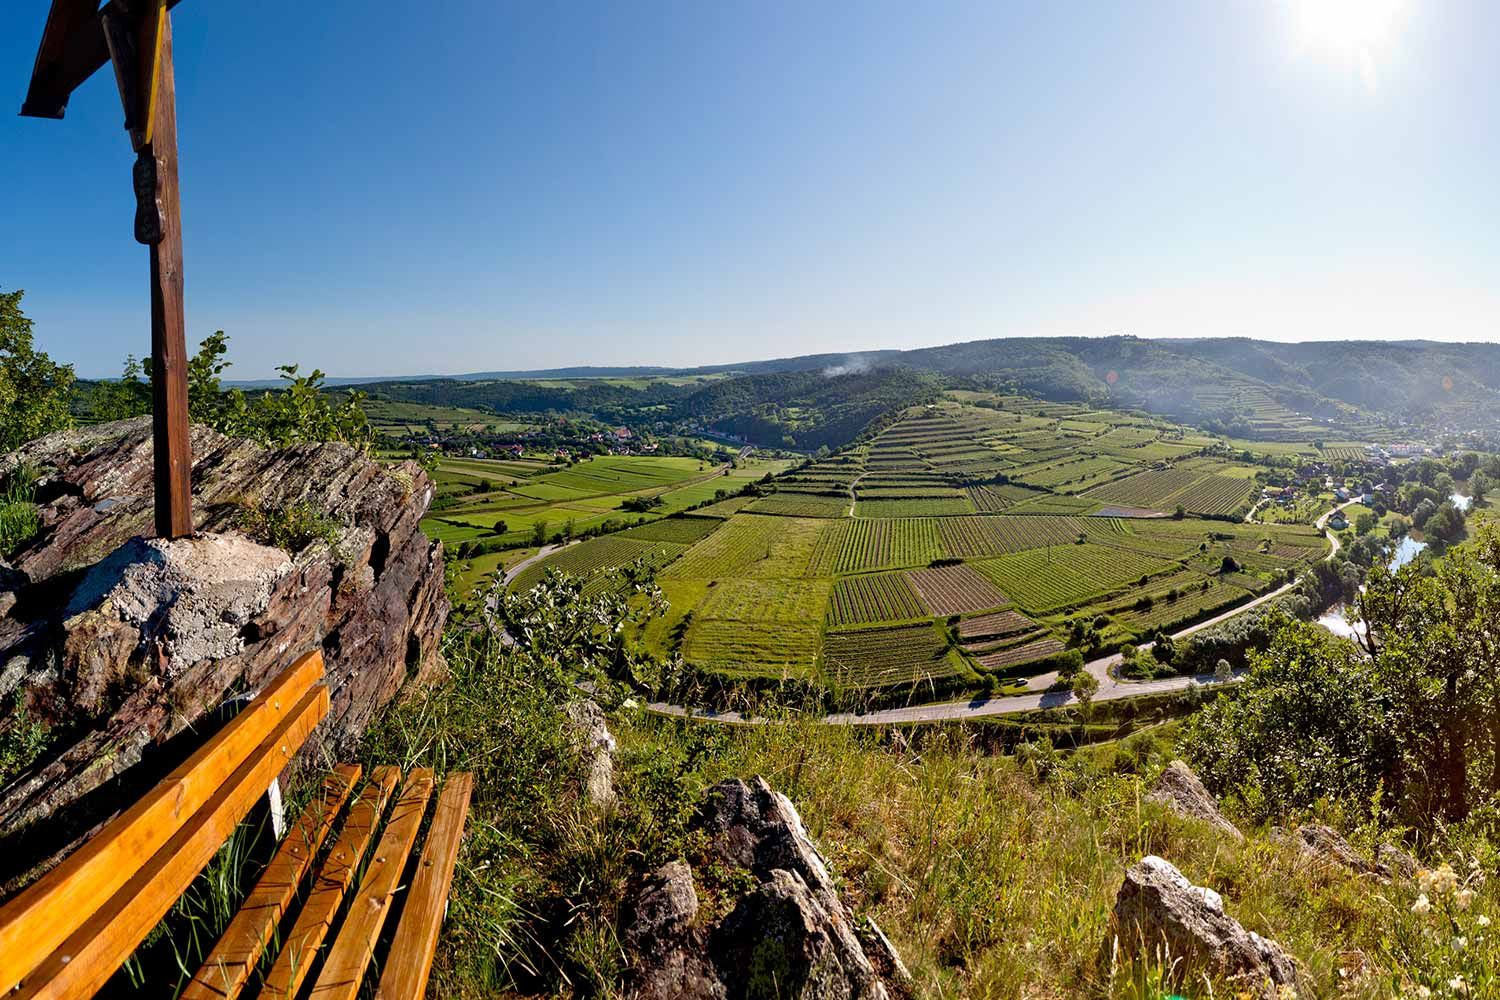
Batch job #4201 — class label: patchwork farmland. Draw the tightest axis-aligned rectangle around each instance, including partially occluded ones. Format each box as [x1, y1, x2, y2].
[504, 393, 1330, 703]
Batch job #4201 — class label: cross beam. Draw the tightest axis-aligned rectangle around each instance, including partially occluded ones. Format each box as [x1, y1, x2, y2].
[21, 0, 193, 539]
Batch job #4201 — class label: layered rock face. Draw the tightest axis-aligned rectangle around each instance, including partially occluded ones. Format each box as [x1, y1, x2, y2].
[0, 418, 447, 886]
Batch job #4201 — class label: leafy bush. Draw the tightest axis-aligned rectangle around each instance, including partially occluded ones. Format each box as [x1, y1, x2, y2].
[0, 290, 73, 451]
[233, 501, 341, 552]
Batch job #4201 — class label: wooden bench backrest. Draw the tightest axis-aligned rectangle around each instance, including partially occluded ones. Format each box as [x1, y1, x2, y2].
[0, 650, 328, 998]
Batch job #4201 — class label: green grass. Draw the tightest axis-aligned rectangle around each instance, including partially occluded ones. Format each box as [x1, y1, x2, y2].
[747, 494, 851, 517]
[696, 578, 833, 622]
[681, 619, 822, 678]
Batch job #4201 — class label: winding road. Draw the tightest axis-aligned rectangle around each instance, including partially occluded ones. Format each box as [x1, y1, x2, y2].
[641, 498, 1364, 727]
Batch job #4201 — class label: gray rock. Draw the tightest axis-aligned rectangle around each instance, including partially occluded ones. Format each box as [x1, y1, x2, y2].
[66, 533, 293, 668]
[713, 868, 872, 1000]
[1378, 842, 1419, 879]
[1147, 760, 1243, 841]
[563, 699, 617, 812]
[1274, 824, 1388, 879]
[624, 861, 722, 1000]
[623, 778, 900, 1000]
[863, 917, 912, 988]
[1113, 856, 1304, 1000]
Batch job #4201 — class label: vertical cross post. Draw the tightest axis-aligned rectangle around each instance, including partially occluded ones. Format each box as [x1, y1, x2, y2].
[143, 13, 192, 538]
[105, 0, 192, 538]
[21, 1, 195, 538]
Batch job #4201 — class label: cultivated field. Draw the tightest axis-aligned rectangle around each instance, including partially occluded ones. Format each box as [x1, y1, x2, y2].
[906, 563, 1010, 615]
[937, 515, 1121, 559]
[827, 573, 928, 626]
[491, 394, 1331, 701]
[807, 518, 944, 575]
[1084, 466, 1256, 516]
[823, 624, 968, 691]
[663, 514, 827, 580]
[972, 543, 1178, 613]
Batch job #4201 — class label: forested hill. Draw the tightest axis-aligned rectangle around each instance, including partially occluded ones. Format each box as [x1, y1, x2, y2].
[348, 368, 940, 451]
[684, 336, 1500, 438]
[340, 335, 1500, 449]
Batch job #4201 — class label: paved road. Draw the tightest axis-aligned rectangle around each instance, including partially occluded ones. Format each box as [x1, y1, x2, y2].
[644, 498, 1364, 727]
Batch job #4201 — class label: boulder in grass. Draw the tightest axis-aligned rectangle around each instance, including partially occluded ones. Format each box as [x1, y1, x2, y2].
[1113, 855, 1305, 1000]
[1146, 760, 1243, 841]
[622, 777, 902, 1000]
[1274, 823, 1392, 880]
[563, 698, 617, 812]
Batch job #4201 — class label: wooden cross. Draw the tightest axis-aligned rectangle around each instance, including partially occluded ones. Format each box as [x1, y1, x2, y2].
[22, 0, 193, 539]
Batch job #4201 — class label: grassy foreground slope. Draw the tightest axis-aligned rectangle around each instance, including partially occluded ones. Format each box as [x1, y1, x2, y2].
[362, 580, 1490, 999]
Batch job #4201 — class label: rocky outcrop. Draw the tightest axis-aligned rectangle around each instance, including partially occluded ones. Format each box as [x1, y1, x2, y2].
[1147, 760, 1243, 841]
[1273, 823, 1392, 880]
[563, 699, 616, 812]
[0, 418, 447, 888]
[1378, 842, 1419, 879]
[1113, 856, 1304, 1000]
[622, 777, 905, 1000]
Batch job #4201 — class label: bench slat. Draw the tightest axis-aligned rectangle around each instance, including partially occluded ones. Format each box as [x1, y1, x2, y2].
[180, 763, 362, 1000]
[375, 772, 474, 1000]
[309, 769, 435, 1000]
[259, 766, 402, 1000]
[11, 683, 329, 1000]
[0, 650, 325, 994]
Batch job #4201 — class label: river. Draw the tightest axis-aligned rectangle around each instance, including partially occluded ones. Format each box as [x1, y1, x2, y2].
[1316, 494, 1475, 638]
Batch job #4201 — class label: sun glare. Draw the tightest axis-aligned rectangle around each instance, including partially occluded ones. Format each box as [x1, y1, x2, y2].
[1292, 0, 1403, 50]
[1288, 0, 1406, 90]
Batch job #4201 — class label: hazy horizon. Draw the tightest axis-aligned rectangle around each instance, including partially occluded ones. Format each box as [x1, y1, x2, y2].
[6, 0, 1499, 379]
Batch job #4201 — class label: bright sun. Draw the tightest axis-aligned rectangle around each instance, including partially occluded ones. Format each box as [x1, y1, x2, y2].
[1291, 0, 1403, 50]
[1288, 0, 1406, 89]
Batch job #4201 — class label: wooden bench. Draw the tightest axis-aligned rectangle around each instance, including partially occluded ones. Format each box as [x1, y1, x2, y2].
[0, 650, 474, 1000]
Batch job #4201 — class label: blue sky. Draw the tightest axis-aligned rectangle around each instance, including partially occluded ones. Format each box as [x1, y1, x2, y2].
[3, 1, 1497, 378]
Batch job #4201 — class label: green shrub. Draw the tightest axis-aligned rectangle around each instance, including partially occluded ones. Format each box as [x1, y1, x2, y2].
[234, 501, 340, 552]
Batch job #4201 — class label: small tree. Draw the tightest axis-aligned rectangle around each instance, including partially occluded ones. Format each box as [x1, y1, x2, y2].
[1214, 658, 1232, 683]
[1071, 670, 1099, 717]
[0, 290, 74, 450]
[531, 520, 550, 547]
